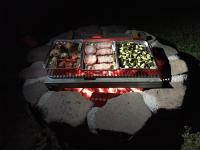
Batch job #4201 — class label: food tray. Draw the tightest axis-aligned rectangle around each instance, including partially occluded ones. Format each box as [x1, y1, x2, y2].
[44, 39, 170, 81]
[81, 40, 119, 70]
[116, 40, 157, 70]
[44, 40, 82, 69]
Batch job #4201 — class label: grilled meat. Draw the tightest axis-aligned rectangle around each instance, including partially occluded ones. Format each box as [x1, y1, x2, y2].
[85, 45, 96, 54]
[96, 48, 113, 55]
[97, 55, 114, 63]
[96, 42, 112, 49]
[65, 41, 73, 49]
[92, 63, 113, 70]
[84, 55, 97, 65]
[58, 61, 73, 68]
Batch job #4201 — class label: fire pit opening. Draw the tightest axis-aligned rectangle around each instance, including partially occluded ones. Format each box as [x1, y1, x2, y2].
[63, 87, 143, 107]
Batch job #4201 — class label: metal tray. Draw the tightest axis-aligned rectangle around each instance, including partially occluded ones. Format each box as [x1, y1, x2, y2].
[44, 39, 170, 82]
[81, 40, 119, 70]
[44, 39, 82, 70]
[116, 40, 157, 70]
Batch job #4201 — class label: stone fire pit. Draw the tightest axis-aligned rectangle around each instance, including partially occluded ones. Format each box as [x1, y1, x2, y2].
[21, 25, 189, 136]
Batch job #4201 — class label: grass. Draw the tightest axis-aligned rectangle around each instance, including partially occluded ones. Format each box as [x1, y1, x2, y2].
[181, 126, 200, 150]
[138, 20, 200, 60]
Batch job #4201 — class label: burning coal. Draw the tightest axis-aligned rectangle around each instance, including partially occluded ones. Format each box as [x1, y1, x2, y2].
[64, 88, 143, 106]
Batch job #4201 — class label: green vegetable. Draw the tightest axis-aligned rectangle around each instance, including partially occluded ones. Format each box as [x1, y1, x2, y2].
[118, 41, 155, 69]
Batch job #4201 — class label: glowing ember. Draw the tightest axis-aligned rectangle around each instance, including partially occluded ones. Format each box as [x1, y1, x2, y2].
[130, 88, 143, 93]
[98, 88, 104, 93]
[81, 88, 93, 98]
[108, 88, 118, 93]
[64, 87, 144, 106]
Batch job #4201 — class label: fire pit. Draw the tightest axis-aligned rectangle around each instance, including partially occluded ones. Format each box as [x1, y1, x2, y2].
[43, 33, 171, 106]
[21, 27, 188, 135]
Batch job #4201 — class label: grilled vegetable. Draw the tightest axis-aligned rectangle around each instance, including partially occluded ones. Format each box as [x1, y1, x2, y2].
[118, 42, 155, 69]
[50, 49, 61, 57]
[48, 41, 80, 68]
[49, 57, 57, 68]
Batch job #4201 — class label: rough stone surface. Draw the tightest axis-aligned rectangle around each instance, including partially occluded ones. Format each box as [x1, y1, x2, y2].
[168, 55, 179, 61]
[125, 30, 156, 44]
[37, 91, 94, 127]
[170, 59, 188, 75]
[171, 74, 188, 83]
[23, 77, 48, 106]
[87, 107, 100, 134]
[170, 82, 186, 88]
[142, 84, 186, 112]
[27, 45, 51, 63]
[20, 61, 47, 80]
[151, 41, 178, 57]
[87, 92, 152, 135]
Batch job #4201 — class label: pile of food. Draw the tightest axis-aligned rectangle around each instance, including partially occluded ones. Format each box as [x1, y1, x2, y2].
[48, 41, 81, 68]
[117, 41, 156, 69]
[46, 40, 157, 71]
[83, 41, 118, 70]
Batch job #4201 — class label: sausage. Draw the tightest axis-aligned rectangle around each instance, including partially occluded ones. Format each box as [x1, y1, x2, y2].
[96, 48, 113, 55]
[96, 42, 112, 49]
[97, 55, 114, 63]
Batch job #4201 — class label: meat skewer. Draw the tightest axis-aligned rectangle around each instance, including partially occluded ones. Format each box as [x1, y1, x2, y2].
[97, 55, 114, 63]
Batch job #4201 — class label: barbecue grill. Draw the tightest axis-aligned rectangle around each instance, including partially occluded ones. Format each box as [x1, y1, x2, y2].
[43, 34, 171, 106]
[44, 36, 170, 88]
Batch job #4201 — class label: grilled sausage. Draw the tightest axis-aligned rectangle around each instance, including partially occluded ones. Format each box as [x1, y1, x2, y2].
[96, 42, 112, 49]
[97, 55, 114, 63]
[96, 48, 113, 55]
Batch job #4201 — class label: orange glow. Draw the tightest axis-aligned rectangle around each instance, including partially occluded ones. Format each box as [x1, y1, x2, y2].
[81, 88, 93, 98]
[98, 88, 104, 93]
[130, 88, 143, 93]
[108, 88, 118, 93]
[64, 87, 143, 102]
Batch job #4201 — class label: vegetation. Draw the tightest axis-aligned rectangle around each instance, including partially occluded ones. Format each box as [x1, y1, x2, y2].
[181, 126, 200, 150]
[142, 22, 200, 60]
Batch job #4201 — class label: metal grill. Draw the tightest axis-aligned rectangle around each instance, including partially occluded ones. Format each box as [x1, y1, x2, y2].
[44, 38, 171, 89]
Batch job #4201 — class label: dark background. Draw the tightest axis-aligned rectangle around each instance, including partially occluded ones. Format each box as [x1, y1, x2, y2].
[1, 1, 200, 149]
[1, 1, 200, 86]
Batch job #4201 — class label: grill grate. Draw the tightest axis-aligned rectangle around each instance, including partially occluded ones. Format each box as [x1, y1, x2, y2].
[47, 68, 161, 79]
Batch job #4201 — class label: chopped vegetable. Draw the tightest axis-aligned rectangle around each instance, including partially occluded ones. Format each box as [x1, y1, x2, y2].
[118, 41, 156, 69]
[48, 41, 80, 68]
